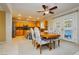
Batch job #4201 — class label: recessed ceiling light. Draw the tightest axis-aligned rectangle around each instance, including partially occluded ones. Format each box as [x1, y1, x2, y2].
[29, 16, 32, 18]
[37, 17, 40, 19]
[17, 17, 21, 20]
[18, 14, 22, 17]
[27, 19, 29, 20]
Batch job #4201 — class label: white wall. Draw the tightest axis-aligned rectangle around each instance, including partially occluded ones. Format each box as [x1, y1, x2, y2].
[48, 20, 54, 33]
[77, 10, 79, 43]
[48, 8, 79, 43]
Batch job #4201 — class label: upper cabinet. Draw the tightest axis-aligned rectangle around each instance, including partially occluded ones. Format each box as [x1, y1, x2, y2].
[36, 21, 40, 28]
[44, 20, 48, 27]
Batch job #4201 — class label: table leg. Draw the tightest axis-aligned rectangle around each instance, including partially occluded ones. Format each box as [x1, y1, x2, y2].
[58, 40, 60, 46]
[49, 39, 52, 50]
[53, 41, 55, 49]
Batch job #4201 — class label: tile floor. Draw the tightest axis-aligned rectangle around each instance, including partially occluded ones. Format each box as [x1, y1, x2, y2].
[0, 36, 79, 55]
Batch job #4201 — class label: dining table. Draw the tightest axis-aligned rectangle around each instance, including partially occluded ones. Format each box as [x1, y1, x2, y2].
[40, 33, 60, 50]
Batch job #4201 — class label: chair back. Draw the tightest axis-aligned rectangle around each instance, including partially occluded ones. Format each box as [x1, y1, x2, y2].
[34, 27, 41, 42]
[30, 28, 35, 40]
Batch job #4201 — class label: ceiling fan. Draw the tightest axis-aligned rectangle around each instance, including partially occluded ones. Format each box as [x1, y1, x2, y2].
[37, 5, 57, 16]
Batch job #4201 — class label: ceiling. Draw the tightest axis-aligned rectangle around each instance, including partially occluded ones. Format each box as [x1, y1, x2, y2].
[10, 3, 79, 19]
[0, 3, 11, 12]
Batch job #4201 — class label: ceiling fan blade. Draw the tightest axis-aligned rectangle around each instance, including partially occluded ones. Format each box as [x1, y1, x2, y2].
[49, 11, 54, 14]
[37, 11, 44, 12]
[49, 6, 57, 10]
[42, 5, 47, 10]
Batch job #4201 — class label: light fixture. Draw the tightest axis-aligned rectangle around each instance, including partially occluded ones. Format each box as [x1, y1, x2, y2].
[27, 19, 29, 20]
[45, 10, 49, 14]
[37, 17, 40, 19]
[17, 17, 21, 20]
[16, 14, 22, 20]
[18, 14, 22, 17]
[29, 16, 32, 18]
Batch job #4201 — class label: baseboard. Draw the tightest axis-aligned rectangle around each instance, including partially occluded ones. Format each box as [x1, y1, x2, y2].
[61, 39, 79, 45]
[0, 41, 6, 44]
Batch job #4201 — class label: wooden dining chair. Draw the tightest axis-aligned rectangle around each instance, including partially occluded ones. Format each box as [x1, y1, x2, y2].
[34, 27, 50, 54]
[30, 28, 36, 46]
